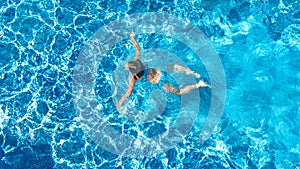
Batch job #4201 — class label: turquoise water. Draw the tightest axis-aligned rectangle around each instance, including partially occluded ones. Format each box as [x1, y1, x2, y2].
[1, 0, 299, 168]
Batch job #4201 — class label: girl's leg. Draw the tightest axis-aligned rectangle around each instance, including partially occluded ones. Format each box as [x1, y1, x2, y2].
[176, 80, 210, 95]
[162, 83, 180, 95]
[165, 64, 201, 78]
[162, 80, 210, 96]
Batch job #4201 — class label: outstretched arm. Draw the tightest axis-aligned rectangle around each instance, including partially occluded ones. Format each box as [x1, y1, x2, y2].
[130, 32, 140, 61]
[116, 76, 135, 110]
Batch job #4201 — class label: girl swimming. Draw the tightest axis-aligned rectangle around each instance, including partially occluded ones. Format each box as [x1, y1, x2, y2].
[116, 32, 210, 110]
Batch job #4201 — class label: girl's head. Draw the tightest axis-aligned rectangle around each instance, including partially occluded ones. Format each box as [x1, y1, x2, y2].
[125, 60, 145, 74]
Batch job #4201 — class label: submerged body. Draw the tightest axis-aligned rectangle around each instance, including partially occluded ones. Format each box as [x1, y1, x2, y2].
[116, 32, 210, 110]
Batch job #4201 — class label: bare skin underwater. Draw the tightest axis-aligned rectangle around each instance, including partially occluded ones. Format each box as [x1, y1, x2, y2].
[116, 32, 210, 110]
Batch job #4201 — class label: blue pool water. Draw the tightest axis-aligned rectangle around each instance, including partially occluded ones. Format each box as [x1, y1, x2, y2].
[0, 0, 299, 168]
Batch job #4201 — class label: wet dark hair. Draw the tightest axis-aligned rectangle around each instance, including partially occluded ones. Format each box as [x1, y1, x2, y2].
[127, 60, 145, 74]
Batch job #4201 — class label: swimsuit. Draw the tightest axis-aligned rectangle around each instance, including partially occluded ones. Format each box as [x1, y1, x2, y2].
[133, 69, 145, 80]
[133, 68, 167, 89]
